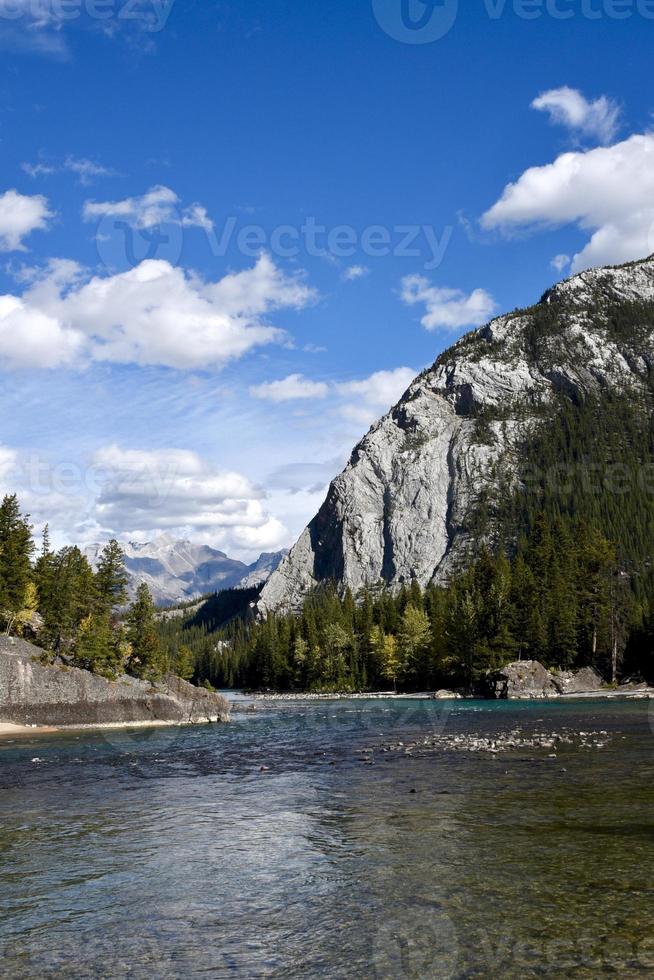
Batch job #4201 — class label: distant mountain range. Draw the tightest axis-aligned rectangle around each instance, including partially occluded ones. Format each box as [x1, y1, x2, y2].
[85, 535, 287, 606]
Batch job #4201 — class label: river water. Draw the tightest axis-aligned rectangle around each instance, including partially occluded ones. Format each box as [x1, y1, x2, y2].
[1, 697, 653, 979]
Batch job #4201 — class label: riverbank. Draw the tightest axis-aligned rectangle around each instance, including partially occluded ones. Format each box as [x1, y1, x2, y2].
[251, 684, 654, 702]
[0, 717, 229, 740]
[0, 637, 230, 730]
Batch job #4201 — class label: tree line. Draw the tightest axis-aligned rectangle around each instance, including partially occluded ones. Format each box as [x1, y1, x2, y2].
[161, 512, 651, 693]
[0, 494, 171, 681]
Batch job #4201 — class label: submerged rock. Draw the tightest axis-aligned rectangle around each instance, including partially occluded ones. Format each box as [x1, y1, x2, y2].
[0, 636, 230, 728]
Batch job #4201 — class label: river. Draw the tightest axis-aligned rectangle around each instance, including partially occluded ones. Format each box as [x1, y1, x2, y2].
[1, 697, 653, 978]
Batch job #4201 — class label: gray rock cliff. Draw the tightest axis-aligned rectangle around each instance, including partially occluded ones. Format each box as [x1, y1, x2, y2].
[0, 637, 230, 728]
[260, 256, 654, 612]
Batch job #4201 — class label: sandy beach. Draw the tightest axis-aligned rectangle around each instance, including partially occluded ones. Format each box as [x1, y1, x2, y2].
[0, 717, 230, 739]
[0, 722, 61, 738]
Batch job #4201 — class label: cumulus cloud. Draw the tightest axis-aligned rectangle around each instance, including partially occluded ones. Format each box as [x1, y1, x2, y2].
[0, 295, 84, 369]
[83, 184, 212, 231]
[0, 189, 52, 251]
[249, 366, 416, 427]
[0, 253, 315, 371]
[91, 445, 289, 556]
[400, 275, 497, 332]
[337, 367, 416, 427]
[532, 87, 621, 145]
[249, 373, 329, 402]
[342, 264, 370, 281]
[481, 132, 654, 271]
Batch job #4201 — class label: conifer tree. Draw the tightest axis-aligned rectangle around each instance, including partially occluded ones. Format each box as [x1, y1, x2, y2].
[75, 611, 123, 678]
[176, 644, 195, 682]
[0, 495, 34, 628]
[96, 540, 129, 613]
[397, 605, 432, 680]
[126, 583, 165, 681]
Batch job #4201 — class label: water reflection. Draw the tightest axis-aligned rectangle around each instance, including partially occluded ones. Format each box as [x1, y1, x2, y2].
[0, 699, 653, 978]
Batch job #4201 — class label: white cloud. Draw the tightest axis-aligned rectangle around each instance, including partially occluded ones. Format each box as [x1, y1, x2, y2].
[181, 203, 214, 233]
[0, 444, 17, 480]
[0, 0, 65, 28]
[400, 275, 497, 332]
[551, 254, 571, 274]
[0, 253, 315, 371]
[0, 294, 84, 369]
[249, 373, 329, 402]
[249, 366, 416, 426]
[22, 156, 114, 185]
[22, 162, 56, 179]
[481, 132, 654, 271]
[0, 0, 173, 57]
[342, 264, 370, 281]
[0, 189, 52, 251]
[83, 184, 210, 231]
[532, 87, 621, 145]
[337, 367, 416, 427]
[0, 440, 290, 559]
[91, 445, 289, 557]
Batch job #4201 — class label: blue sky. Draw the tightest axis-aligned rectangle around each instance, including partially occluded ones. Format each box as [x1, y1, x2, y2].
[0, 0, 652, 556]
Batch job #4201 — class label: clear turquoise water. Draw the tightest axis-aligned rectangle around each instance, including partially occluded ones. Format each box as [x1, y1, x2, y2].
[1, 698, 653, 978]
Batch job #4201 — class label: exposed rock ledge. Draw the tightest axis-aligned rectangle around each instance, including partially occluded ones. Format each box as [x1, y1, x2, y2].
[0, 637, 230, 729]
[484, 661, 605, 700]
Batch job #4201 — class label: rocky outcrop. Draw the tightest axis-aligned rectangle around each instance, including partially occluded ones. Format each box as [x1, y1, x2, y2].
[485, 661, 559, 699]
[552, 666, 603, 695]
[259, 256, 654, 612]
[484, 661, 604, 700]
[0, 637, 230, 728]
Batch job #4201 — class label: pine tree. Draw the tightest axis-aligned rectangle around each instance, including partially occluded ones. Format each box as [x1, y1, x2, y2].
[75, 611, 123, 679]
[176, 644, 195, 682]
[95, 540, 129, 612]
[397, 605, 432, 681]
[0, 495, 34, 629]
[40, 547, 97, 653]
[380, 633, 400, 690]
[126, 584, 165, 681]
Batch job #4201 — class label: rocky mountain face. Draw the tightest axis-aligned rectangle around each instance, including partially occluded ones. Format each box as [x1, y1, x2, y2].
[85, 535, 287, 606]
[260, 255, 654, 612]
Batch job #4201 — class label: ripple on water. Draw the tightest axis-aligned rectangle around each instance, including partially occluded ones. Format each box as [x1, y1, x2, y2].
[1, 698, 653, 978]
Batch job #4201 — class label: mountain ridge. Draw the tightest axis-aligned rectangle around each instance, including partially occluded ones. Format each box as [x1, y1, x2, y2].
[85, 536, 287, 606]
[259, 254, 654, 612]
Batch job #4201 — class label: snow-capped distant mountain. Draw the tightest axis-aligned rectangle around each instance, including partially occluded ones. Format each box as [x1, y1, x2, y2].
[85, 535, 287, 606]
